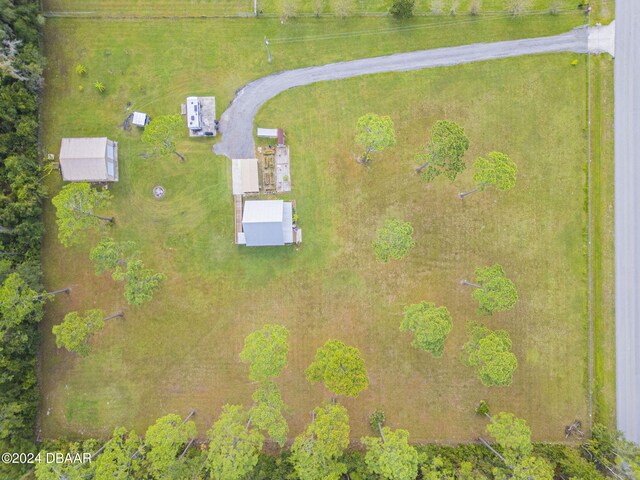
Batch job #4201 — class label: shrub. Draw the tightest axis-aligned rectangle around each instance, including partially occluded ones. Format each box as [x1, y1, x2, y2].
[94, 81, 106, 93]
[389, 0, 415, 18]
[475, 400, 490, 417]
[75, 63, 86, 75]
[369, 409, 385, 433]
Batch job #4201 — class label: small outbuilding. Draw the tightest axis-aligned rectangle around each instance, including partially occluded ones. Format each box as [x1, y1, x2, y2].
[242, 200, 293, 247]
[59, 137, 118, 182]
[232, 159, 260, 195]
[132, 112, 149, 127]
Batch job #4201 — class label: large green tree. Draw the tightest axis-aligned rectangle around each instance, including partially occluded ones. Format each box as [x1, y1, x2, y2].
[112, 259, 164, 306]
[206, 404, 264, 480]
[400, 301, 453, 357]
[486, 412, 533, 461]
[463, 323, 517, 386]
[459, 152, 517, 198]
[240, 324, 290, 382]
[51, 183, 113, 247]
[52, 309, 123, 356]
[389, 0, 415, 18]
[290, 403, 350, 480]
[355, 113, 397, 165]
[305, 339, 369, 397]
[416, 120, 470, 182]
[373, 218, 416, 263]
[250, 381, 288, 447]
[141, 115, 185, 161]
[362, 426, 421, 480]
[90, 238, 138, 276]
[93, 427, 142, 480]
[462, 264, 518, 315]
[511, 455, 555, 480]
[144, 413, 196, 480]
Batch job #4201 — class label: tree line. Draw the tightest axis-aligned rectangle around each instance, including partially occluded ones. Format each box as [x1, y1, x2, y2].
[0, 0, 47, 477]
[30, 324, 640, 479]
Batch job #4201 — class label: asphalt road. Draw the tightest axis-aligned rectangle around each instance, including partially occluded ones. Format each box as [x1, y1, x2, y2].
[614, 1, 639, 444]
[214, 26, 591, 159]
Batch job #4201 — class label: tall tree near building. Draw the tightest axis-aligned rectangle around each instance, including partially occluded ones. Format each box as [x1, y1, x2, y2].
[416, 120, 470, 182]
[355, 113, 397, 165]
[290, 403, 350, 480]
[400, 301, 453, 357]
[52, 310, 123, 356]
[305, 339, 369, 397]
[361, 426, 421, 480]
[144, 413, 196, 480]
[142, 115, 185, 161]
[463, 323, 517, 386]
[459, 152, 517, 198]
[206, 405, 264, 480]
[240, 324, 290, 382]
[52, 183, 113, 247]
[462, 264, 518, 315]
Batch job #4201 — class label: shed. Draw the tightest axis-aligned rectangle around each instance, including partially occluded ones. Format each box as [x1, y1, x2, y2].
[242, 200, 293, 247]
[232, 159, 260, 195]
[132, 112, 149, 127]
[277, 128, 285, 146]
[59, 137, 118, 182]
[257, 128, 279, 138]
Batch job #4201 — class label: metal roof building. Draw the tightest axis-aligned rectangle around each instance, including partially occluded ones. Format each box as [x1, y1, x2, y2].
[59, 137, 118, 182]
[232, 159, 260, 195]
[242, 200, 293, 247]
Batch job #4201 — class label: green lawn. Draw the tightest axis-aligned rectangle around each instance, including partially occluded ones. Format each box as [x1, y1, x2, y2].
[39, 15, 602, 443]
[43, 0, 589, 16]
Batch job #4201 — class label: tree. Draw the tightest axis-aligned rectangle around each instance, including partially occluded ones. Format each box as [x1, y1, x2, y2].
[305, 339, 369, 397]
[113, 259, 164, 306]
[355, 113, 397, 165]
[239, 324, 289, 382]
[51, 183, 113, 247]
[90, 238, 138, 276]
[400, 301, 453, 357]
[587, 424, 640, 480]
[141, 115, 185, 161]
[311, 0, 325, 16]
[290, 403, 350, 480]
[389, 0, 415, 18]
[52, 309, 123, 356]
[250, 381, 289, 447]
[144, 413, 196, 480]
[459, 152, 517, 198]
[463, 323, 517, 386]
[486, 412, 533, 461]
[416, 120, 470, 182]
[361, 426, 420, 480]
[462, 264, 518, 315]
[373, 218, 415, 263]
[206, 404, 264, 480]
[331, 0, 355, 17]
[93, 427, 142, 480]
[512, 455, 554, 480]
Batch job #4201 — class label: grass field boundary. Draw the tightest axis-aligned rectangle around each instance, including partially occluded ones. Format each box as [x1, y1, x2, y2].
[586, 12, 594, 431]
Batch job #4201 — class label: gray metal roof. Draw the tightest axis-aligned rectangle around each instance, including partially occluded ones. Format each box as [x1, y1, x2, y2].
[242, 200, 293, 247]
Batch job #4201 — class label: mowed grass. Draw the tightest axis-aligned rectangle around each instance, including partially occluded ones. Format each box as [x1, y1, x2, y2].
[43, 0, 587, 16]
[39, 16, 593, 443]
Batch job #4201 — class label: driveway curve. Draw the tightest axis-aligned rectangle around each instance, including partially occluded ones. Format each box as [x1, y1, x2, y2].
[214, 26, 593, 159]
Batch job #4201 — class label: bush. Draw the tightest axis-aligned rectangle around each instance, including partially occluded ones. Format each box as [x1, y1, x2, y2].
[475, 400, 490, 417]
[389, 0, 415, 18]
[369, 409, 385, 432]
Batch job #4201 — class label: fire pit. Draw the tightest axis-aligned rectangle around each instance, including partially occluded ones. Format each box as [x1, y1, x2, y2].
[153, 186, 165, 199]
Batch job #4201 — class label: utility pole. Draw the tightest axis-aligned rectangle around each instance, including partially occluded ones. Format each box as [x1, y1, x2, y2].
[264, 36, 272, 63]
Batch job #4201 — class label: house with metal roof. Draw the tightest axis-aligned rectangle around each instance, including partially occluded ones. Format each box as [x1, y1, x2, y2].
[59, 137, 118, 182]
[240, 200, 294, 247]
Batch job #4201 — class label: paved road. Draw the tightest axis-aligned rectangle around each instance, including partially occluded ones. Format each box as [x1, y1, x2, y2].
[614, 1, 639, 444]
[214, 26, 599, 159]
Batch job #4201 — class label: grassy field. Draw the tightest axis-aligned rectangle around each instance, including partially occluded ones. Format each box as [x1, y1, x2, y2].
[590, 55, 615, 428]
[38, 14, 603, 443]
[42, 0, 591, 16]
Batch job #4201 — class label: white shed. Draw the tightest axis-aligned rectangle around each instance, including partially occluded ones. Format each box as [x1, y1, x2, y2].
[242, 200, 293, 247]
[59, 137, 118, 182]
